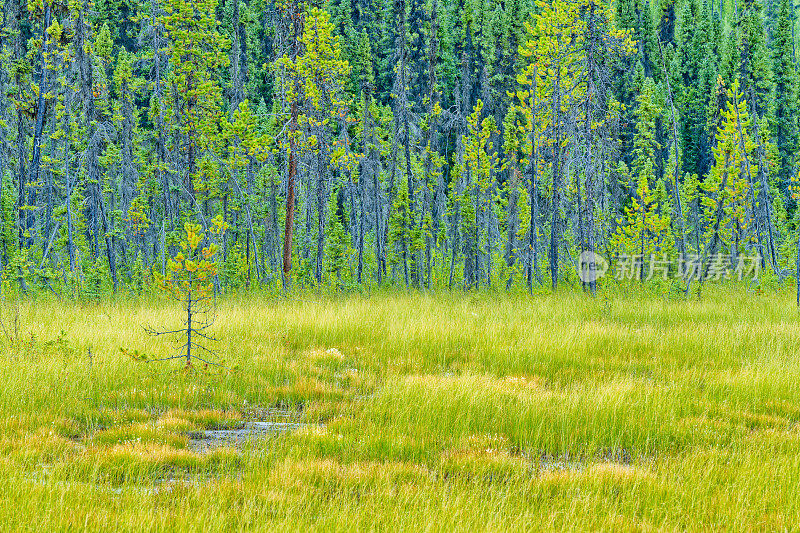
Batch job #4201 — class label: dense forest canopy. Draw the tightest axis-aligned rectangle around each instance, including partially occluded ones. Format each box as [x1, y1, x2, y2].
[2, 0, 800, 296]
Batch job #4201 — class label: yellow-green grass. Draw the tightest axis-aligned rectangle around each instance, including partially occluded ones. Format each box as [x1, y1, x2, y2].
[0, 287, 799, 531]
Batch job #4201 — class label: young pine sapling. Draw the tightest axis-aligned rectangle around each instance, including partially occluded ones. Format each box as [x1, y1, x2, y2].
[145, 217, 226, 368]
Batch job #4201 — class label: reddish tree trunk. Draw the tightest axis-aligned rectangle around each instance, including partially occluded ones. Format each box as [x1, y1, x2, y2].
[283, 100, 298, 281]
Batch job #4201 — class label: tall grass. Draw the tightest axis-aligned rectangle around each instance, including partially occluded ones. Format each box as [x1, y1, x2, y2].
[0, 287, 797, 530]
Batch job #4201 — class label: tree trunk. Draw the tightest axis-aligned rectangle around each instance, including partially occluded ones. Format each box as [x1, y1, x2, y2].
[27, 1, 52, 248]
[282, 1, 303, 288]
[549, 71, 563, 291]
[528, 77, 540, 291]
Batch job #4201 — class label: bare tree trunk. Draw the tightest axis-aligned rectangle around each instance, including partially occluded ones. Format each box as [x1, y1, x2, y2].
[528, 79, 540, 291]
[357, 164, 365, 284]
[268, 158, 280, 278]
[357, 88, 376, 285]
[423, 0, 440, 288]
[391, 0, 416, 286]
[63, 91, 76, 274]
[549, 70, 563, 291]
[27, 1, 51, 248]
[99, 194, 119, 291]
[283, 127, 297, 286]
[505, 172, 519, 290]
[796, 224, 800, 306]
[148, 0, 171, 229]
[576, 164, 587, 290]
[16, 113, 25, 251]
[659, 39, 688, 260]
[12, 0, 26, 254]
[314, 125, 327, 285]
[449, 61, 469, 289]
[730, 93, 767, 268]
[700, 155, 730, 286]
[186, 288, 192, 365]
[581, 5, 600, 295]
[374, 142, 384, 285]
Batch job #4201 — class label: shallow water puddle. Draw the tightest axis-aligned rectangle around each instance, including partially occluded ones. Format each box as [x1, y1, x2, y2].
[189, 421, 314, 452]
[536, 449, 636, 475]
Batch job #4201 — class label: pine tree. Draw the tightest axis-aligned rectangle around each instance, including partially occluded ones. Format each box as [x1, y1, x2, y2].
[611, 78, 671, 278]
[461, 99, 497, 289]
[632, 78, 661, 180]
[678, 0, 715, 177]
[160, 0, 230, 209]
[301, 8, 352, 284]
[387, 177, 415, 282]
[274, 5, 351, 286]
[149, 217, 226, 367]
[770, 0, 798, 187]
[737, 0, 778, 269]
[610, 170, 671, 279]
[518, 0, 583, 290]
[575, 0, 634, 294]
[388, 0, 421, 286]
[658, 0, 676, 47]
[738, 0, 772, 119]
[0, 0, 797, 297]
[324, 187, 352, 285]
[501, 104, 529, 288]
[701, 81, 756, 267]
[113, 50, 142, 266]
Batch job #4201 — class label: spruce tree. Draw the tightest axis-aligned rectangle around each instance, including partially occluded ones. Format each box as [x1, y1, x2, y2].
[702, 81, 756, 267]
[770, 0, 798, 188]
[160, 0, 230, 208]
[324, 186, 351, 285]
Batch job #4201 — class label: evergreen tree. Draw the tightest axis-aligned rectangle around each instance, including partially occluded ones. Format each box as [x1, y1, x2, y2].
[160, 0, 230, 209]
[770, 0, 798, 188]
[324, 186, 352, 284]
[738, 0, 773, 119]
[678, 0, 715, 177]
[387, 176, 416, 282]
[461, 99, 497, 288]
[701, 81, 756, 266]
[518, 0, 583, 290]
[0, 0, 795, 295]
[611, 77, 671, 278]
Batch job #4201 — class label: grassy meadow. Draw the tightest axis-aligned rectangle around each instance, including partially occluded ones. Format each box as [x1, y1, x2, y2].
[0, 286, 799, 531]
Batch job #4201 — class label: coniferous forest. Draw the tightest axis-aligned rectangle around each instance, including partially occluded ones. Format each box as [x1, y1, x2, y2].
[3, 0, 800, 295]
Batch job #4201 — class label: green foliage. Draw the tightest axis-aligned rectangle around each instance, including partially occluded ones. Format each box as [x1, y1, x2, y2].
[610, 77, 671, 265]
[2, 0, 799, 298]
[702, 80, 755, 255]
[83, 258, 110, 302]
[129, 253, 148, 295]
[324, 187, 352, 285]
[157, 218, 225, 300]
[221, 243, 248, 291]
[387, 178, 417, 275]
[150, 217, 226, 365]
[770, 0, 798, 185]
[610, 170, 671, 261]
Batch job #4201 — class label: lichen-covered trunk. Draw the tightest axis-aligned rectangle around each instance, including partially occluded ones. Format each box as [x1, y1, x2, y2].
[549, 72, 563, 291]
[528, 82, 540, 291]
[27, 2, 52, 248]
